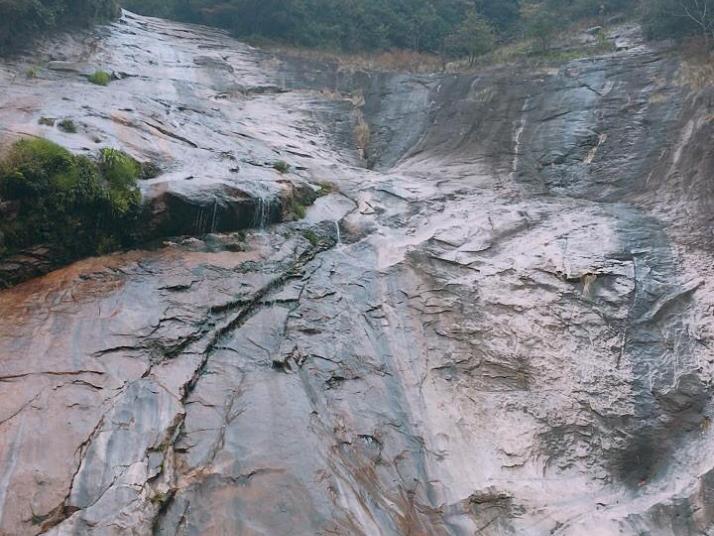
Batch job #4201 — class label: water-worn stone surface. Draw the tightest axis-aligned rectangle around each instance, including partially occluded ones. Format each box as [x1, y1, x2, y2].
[1, 13, 714, 536]
[0, 12, 322, 286]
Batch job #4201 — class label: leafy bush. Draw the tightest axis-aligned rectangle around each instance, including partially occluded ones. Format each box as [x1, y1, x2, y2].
[0, 138, 141, 258]
[88, 70, 111, 86]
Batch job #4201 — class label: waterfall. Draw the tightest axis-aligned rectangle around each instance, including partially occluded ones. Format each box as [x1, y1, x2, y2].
[252, 194, 271, 229]
[194, 206, 207, 235]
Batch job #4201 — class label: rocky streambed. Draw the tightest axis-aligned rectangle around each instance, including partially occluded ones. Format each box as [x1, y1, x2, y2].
[1, 11, 714, 536]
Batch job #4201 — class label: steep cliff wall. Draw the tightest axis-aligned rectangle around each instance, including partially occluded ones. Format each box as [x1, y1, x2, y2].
[0, 13, 713, 536]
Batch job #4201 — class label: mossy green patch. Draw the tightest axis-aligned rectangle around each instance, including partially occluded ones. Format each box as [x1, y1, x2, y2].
[88, 70, 111, 86]
[273, 160, 290, 173]
[302, 229, 321, 247]
[0, 138, 142, 259]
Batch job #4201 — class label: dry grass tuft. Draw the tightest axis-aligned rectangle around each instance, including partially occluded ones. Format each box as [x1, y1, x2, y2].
[353, 110, 370, 160]
[676, 38, 714, 90]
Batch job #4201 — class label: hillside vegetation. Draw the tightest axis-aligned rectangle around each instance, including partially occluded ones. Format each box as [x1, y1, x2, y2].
[2, 0, 711, 61]
[122, 0, 714, 58]
[0, 0, 119, 52]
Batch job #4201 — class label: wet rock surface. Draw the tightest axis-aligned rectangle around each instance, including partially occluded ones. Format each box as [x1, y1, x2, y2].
[0, 12, 321, 286]
[1, 13, 714, 536]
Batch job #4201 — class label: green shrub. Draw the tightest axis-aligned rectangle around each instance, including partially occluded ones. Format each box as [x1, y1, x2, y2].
[0, 138, 141, 258]
[442, 10, 497, 64]
[0, 138, 75, 200]
[99, 148, 141, 188]
[58, 119, 78, 133]
[88, 70, 111, 86]
[273, 160, 290, 173]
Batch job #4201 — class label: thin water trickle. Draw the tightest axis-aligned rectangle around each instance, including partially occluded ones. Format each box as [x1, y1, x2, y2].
[195, 206, 207, 235]
[253, 196, 263, 229]
[252, 194, 272, 229]
[260, 197, 269, 228]
[210, 199, 218, 233]
[334, 220, 342, 246]
[511, 97, 530, 181]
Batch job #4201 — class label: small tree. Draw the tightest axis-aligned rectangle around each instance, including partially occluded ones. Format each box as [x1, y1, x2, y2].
[521, 1, 560, 52]
[643, 0, 714, 44]
[443, 10, 497, 65]
[675, 0, 714, 43]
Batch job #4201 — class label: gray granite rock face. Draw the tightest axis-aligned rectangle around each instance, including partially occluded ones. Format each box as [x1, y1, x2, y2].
[1, 13, 714, 536]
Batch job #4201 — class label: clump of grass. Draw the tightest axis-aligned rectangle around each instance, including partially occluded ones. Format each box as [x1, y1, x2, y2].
[25, 66, 39, 79]
[88, 70, 111, 86]
[268, 45, 444, 74]
[595, 31, 615, 53]
[57, 119, 77, 133]
[140, 161, 161, 180]
[316, 181, 336, 196]
[354, 111, 370, 159]
[288, 198, 306, 219]
[99, 148, 141, 189]
[302, 229, 321, 247]
[38, 117, 55, 127]
[531, 48, 587, 64]
[677, 38, 714, 90]
[273, 160, 290, 173]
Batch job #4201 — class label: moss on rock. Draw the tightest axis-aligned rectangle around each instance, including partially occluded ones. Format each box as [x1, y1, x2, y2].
[88, 70, 111, 86]
[0, 138, 142, 260]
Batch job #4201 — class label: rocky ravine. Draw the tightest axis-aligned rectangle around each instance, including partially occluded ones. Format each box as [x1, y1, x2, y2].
[1, 11, 714, 536]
